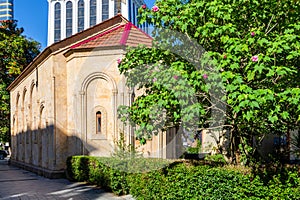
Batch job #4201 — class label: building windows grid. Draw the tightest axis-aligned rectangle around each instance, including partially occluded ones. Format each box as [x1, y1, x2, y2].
[0, 6, 12, 9]
[114, 0, 121, 16]
[0, 0, 13, 21]
[102, 0, 109, 21]
[135, 7, 138, 27]
[0, 11, 11, 14]
[66, 1, 73, 38]
[132, 3, 136, 25]
[90, 0, 96, 27]
[128, 0, 131, 22]
[54, 2, 61, 43]
[78, 0, 85, 32]
[48, 0, 148, 45]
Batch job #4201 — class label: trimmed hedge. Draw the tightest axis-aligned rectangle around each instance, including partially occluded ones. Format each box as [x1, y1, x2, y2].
[66, 156, 171, 195]
[66, 156, 300, 199]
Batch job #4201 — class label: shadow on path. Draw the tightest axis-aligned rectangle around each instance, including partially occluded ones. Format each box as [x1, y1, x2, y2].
[0, 158, 134, 200]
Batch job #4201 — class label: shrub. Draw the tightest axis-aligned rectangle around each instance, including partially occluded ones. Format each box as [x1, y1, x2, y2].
[66, 156, 171, 195]
[66, 156, 300, 199]
[204, 154, 227, 166]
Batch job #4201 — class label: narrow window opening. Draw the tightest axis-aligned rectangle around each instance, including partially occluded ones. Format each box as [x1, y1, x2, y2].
[90, 0, 97, 27]
[96, 111, 102, 134]
[132, 3, 135, 25]
[78, 0, 85, 32]
[128, 0, 132, 22]
[66, 1, 73, 37]
[54, 2, 61, 42]
[102, 0, 109, 20]
[114, 0, 121, 15]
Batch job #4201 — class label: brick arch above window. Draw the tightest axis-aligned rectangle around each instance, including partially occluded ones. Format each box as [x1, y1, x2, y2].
[81, 72, 117, 93]
[15, 92, 20, 111]
[29, 80, 36, 130]
[22, 87, 27, 105]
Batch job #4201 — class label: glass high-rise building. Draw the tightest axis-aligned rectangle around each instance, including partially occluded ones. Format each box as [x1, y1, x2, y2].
[48, 0, 148, 46]
[0, 0, 13, 21]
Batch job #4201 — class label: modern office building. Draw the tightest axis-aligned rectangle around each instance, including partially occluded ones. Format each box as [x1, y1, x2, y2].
[47, 0, 147, 45]
[0, 0, 13, 21]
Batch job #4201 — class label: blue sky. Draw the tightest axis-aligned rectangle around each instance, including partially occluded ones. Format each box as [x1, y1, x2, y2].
[14, 0, 156, 50]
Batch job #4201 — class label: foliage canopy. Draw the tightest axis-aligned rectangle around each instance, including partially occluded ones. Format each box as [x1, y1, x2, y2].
[0, 21, 40, 142]
[118, 0, 300, 162]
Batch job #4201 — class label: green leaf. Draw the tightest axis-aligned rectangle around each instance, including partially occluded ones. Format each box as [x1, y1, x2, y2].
[254, 64, 264, 74]
[250, 101, 260, 108]
[268, 115, 278, 123]
[258, 38, 269, 46]
[281, 111, 289, 120]
[247, 71, 255, 81]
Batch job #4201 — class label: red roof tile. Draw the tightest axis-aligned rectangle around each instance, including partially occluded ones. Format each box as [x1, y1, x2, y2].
[71, 22, 152, 49]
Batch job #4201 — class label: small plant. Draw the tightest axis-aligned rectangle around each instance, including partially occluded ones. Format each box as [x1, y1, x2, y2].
[111, 132, 143, 159]
[204, 154, 227, 166]
[238, 141, 254, 166]
[186, 147, 199, 154]
[185, 138, 202, 154]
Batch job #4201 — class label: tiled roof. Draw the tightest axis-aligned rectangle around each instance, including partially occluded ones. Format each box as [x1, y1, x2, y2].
[8, 14, 152, 91]
[71, 22, 152, 49]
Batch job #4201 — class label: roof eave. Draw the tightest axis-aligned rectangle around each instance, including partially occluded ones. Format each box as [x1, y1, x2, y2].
[7, 14, 128, 91]
[64, 45, 127, 57]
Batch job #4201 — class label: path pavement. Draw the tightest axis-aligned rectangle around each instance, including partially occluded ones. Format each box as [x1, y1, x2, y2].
[0, 158, 134, 200]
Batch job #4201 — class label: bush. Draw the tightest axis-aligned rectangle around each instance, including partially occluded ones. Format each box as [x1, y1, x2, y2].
[66, 156, 171, 195]
[204, 154, 227, 166]
[66, 156, 300, 199]
[67, 156, 127, 195]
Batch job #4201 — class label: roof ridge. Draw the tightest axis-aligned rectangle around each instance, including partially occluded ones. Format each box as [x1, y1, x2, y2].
[119, 22, 132, 45]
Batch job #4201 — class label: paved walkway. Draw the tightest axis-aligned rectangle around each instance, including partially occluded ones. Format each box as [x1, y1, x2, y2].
[0, 158, 134, 200]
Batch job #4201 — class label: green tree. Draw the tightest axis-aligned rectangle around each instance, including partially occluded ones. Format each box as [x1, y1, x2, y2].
[118, 0, 300, 163]
[0, 21, 40, 142]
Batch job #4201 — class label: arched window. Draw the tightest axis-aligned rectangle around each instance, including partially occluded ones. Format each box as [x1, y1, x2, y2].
[54, 2, 61, 42]
[135, 6, 138, 26]
[114, 0, 121, 15]
[132, 3, 136, 25]
[90, 0, 96, 27]
[128, 0, 132, 22]
[96, 111, 102, 134]
[78, 0, 85, 32]
[66, 1, 73, 37]
[102, 0, 109, 21]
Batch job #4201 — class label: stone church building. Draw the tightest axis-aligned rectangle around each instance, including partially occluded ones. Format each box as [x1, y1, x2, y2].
[8, 15, 183, 177]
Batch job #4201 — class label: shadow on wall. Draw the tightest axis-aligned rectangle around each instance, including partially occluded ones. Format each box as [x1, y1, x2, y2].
[10, 124, 193, 178]
[10, 124, 98, 178]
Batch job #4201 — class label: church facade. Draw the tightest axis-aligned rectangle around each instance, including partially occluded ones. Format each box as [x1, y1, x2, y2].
[8, 15, 183, 177]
